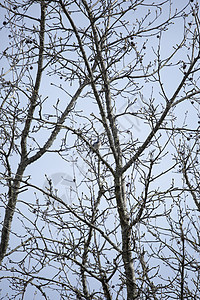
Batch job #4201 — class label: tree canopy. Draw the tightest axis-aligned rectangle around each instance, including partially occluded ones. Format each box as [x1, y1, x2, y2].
[0, 0, 200, 299]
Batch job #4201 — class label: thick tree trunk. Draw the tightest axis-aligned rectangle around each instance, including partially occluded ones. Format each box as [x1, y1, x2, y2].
[115, 176, 138, 300]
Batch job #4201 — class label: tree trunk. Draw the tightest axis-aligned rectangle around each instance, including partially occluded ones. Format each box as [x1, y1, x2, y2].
[115, 175, 138, 299]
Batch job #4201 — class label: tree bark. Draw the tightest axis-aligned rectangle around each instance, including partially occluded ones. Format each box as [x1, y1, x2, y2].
[115, 175, 138, 300]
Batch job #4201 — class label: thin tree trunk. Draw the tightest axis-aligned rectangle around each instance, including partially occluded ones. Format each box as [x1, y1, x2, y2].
[0, 164, 26, 263]
[0, 1, 46, 265]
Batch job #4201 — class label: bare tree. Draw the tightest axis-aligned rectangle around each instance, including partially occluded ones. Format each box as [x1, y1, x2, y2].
[0, 0, 200, 299]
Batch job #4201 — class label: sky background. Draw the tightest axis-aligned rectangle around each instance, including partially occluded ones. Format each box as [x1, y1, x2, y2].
[0, 0, 200, 298]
